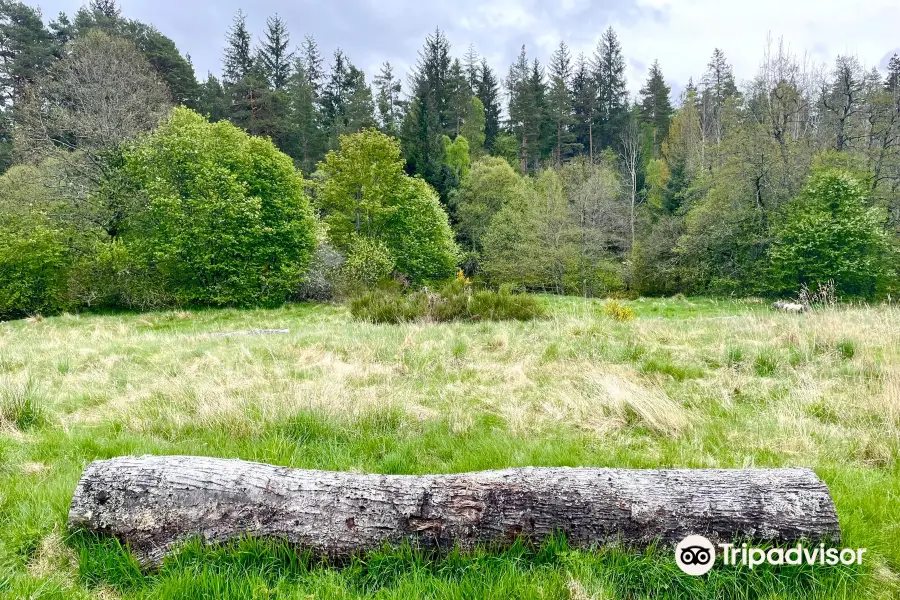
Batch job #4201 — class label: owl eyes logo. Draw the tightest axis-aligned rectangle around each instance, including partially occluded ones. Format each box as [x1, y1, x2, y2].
[675, 535, 716, 575]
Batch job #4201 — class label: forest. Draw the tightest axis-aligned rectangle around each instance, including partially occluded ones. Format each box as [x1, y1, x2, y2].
[1, 0, 899, 319]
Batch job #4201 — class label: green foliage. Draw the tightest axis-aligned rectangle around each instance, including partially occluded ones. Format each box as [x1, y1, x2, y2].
[453, 156, 526, 250]
[350, 277, 545, 324]
[442, 134, 470, 180]
[460, 97, 486, 158]
[768, 168, 894, 298]
[319, 129, 459, 285]
[0, 377, 46, 430]
[0, 214, 70, 319]
[341, 237, 395, 290]
[122, 107, 316, 307]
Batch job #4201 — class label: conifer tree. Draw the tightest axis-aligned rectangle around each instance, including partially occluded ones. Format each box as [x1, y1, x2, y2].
[476, 58, 502, 152]
[639, 60, 673, 157]
[259, 14, 293, 90]
[223, 10, 252, 85]
[548, 41, 580, 164]
[886, 54, 900, 93]
[571, 53, 598, 161]
[463, 43, 480, 91]
[593, 26, 628, 151]
[374, 61, 404, 137]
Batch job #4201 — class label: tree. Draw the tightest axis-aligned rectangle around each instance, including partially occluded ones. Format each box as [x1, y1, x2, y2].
[259, 14, 293, 90]
[373, 61, 404, 137]
[0, 0, 58, 107]
[700, 48, 737, 145]
[448, 58, 471, 136]
[17, 30, 171, 231]
[122, 107, 316, 306]
[506, 46, 544, 174]
[463, 43, 480, 90]
[197, 72, 227, 122]
[442, 134, 469, 181]
[548, 41, 579, 164]
[639, 60, 673, 157]
[453, 156, 526, 251]
[768, 167, 894, 297]
[284, 57, 322, 173]
[476, 58, 501, 151]
[620, 115, 642, 248]
[887, 54, 900, 94]
[318, 129, 458, 283]
[571, 53, 597, 161]
[823, 55, 865, 151]
[301, 35, 324, 91]
[593, 27, 628, 151]
[320, 49, 374, 149]
[460, 96, 486, 159]
[223, 10, 252, 85]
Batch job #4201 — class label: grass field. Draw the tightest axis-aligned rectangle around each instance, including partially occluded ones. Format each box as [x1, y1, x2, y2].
[0, 296, 898, 599]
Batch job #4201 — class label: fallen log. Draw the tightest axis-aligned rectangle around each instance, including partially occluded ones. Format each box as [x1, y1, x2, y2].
[68, 456, 840, 567]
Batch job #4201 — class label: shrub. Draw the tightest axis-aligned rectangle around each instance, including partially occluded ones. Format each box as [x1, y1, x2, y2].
[121, 107, 316, 307]
[349, 275, 545, 324]
[0, 216, 70, 320]
[296, 242, 345, 302]
[603, 300, 635, 322]
[340, 237, 396, 291]
[349, 287, 428, 324]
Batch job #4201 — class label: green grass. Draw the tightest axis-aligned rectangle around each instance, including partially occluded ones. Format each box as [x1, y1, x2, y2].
[0, 297, 898, 598]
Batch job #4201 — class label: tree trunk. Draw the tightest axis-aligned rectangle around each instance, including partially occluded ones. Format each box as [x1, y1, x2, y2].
[69, 456, 840, 568]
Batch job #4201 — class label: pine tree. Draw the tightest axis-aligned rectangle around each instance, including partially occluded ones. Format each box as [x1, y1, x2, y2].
[700, 48, 737, 144]
[639, 60, 673, 157]
[285, 57, 323, 173]
[593, 26, 628, 151]
[548, 41, 579, 164]
[301, 35, 324, 91]
[448, 58, 470, 136]
[374, 61, 404, 137]
[259, 14, 293, 90]
[506, 46, 544, 174]
[88, 0, 120, 18]
[571, 52, 598, 161]
[886, 54, 900, 93]
[223, 10, 252, 85]
[476, 58, 501, 152]
[463, 43, 480, 91]
[0, 0, 58, 107]
[197, 72, 227, 122]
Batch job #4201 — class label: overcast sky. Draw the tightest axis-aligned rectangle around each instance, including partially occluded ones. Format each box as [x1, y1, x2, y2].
[34, 0, 900, 102]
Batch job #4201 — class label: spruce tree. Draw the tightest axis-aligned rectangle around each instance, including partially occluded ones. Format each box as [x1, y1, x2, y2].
[506, 46, 544, 173]
[886, 54, 900, 93]
[285, 57, 323, 173]
[374, 62, 404, 137]
[259, 14, 293, 90]
[571, 53, 598, 161]
[197, 72, 227, 122]
[448, 58, 470, 136]
[548, 41, 580, 164]
[463, 43, 480, 91]
[593, 26, 628, 151]
[700, 48, 737, 144]
[476, 58, 501, 152]
[223, 10, 252, 85]
[301, 35, 324, 91]
[639, 60, 673, 157]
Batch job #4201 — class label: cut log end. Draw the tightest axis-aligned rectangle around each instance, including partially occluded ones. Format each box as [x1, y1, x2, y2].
[68, 456, 840, 567]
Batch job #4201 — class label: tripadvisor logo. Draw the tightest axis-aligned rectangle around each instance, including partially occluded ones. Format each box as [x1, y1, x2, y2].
[675, 535, 866, 576]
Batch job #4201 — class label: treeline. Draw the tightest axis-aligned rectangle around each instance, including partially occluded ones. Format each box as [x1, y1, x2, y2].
[1, 0, 899, 315]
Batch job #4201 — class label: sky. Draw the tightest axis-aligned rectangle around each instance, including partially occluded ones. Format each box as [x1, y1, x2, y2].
[33, 0, 900, 103]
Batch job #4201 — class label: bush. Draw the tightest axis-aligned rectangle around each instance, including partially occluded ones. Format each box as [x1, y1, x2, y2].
[296, 242, 345, 302]
[349, 275, 546, 324]
[349, 287, 428, 324]
[603, 300, 635, 322]
[340, 237, 396, 291]
[0, 216, 70, 320]
[121, 107, 316, 307]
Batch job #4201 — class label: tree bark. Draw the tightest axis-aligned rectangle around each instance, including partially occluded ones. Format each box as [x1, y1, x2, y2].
[69, 456, 840, 567]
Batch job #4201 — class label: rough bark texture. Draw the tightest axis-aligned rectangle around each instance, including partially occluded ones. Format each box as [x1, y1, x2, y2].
[69, 456, 840, 567]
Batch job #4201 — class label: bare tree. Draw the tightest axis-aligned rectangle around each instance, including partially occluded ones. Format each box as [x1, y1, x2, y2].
[17, 29, 171, 228]
[619, 116, 642, 249]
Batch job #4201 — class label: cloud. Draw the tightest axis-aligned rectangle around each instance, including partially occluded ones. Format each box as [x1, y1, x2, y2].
[36, 0, 900, 102]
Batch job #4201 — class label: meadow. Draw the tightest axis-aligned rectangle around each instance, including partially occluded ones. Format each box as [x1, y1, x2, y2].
[0, 296, 898, 599]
